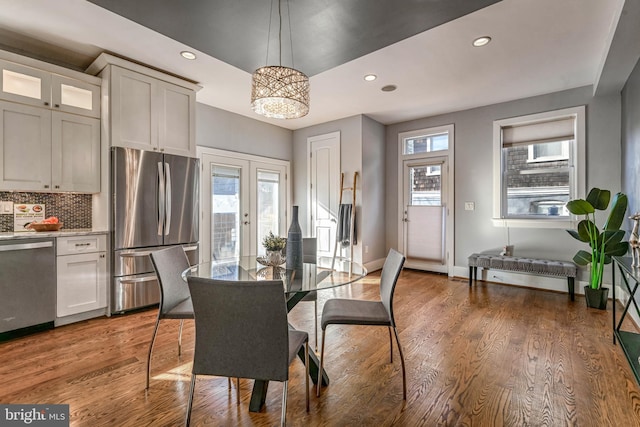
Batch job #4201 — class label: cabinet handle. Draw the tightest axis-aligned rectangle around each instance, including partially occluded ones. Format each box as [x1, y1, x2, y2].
[54, 104, 60, 108]
[100, 254, 105, 258]
[75, 243, 92, 247]
[44, 101, 49, 106]
[55, 185, 60, 189]
[44, 184, 49, 189]
[160, 148, 164, 152]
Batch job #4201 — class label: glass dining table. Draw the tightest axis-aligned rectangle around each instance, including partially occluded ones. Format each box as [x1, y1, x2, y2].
[184, 255, 367, 412]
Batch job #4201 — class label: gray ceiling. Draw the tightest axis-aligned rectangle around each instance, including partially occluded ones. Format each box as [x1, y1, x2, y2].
[87, 0, 501, 76]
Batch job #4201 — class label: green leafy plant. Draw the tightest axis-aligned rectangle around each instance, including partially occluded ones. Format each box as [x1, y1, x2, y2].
[262, 231, 286, 252]
[566, 187, 628, 289]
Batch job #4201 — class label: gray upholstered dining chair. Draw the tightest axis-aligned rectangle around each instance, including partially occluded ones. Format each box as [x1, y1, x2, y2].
[316, 248, 407, 399]
[300, 237, 319, 350]
[185, 277, 309, 427]
[147, 246, 194, 390]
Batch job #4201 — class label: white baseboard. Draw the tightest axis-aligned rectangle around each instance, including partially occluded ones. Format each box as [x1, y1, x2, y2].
[364, 258, 385, 274]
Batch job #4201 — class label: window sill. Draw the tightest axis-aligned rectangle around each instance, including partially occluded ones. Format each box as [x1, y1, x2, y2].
[492, 218, 575, 229]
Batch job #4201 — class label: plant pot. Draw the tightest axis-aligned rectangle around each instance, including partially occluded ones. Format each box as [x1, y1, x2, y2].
[265, 250, 285, 266]
[584, 285, 609, 310]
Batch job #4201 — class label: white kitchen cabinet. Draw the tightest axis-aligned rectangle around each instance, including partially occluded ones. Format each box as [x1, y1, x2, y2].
[108, 65, 196, 157]
[0, 100, 100, 192]
[52, 112, 100, 192]
[0, 59, 100, 118]
[0, 101, 52, 191]
[57, 234, 107, 318]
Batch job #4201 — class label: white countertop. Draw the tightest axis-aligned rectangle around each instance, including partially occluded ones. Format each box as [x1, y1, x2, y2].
[0, 229, 108, 240]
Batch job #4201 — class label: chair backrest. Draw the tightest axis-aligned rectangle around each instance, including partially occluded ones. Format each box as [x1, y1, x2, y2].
[149, 246, 192, 315]
[303, 237, 317, 264]
[379, 249, 406, 326]
[187, 277, 290, 382]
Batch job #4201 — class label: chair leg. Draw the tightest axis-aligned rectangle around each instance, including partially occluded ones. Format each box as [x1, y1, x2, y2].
[178, 319, 184, 356]
[317, 329, 326, 397]
[305, 341, 310, 412]
[281, 380, 288, 427]
[146, 315, 162, 390]
[314, 300, 318, 352]
[236, 377, 240, 404]
[388, 326, 393, 363]
[392, 326, 407, 400]
[185, 374, 196, 427]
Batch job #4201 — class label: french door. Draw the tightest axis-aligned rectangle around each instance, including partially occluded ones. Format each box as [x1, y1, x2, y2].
[199, 148, 289, 262]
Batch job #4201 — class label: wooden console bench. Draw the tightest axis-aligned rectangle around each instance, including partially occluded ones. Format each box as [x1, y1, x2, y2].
[468, 253, 577, 301]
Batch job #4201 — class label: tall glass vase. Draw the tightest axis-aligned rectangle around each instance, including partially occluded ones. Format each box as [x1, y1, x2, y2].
[286, 206, 303, 272]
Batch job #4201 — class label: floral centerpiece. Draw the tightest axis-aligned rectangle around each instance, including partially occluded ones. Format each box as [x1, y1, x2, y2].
[260, 231, 286, 266]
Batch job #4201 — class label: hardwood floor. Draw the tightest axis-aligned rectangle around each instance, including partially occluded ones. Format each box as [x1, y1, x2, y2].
[2, 270, 640, 426]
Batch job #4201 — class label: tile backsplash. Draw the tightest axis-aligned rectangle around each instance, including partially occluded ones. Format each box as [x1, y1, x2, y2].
[0, 192, 92, 232]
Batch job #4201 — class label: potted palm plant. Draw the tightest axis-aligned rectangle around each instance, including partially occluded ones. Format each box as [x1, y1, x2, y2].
[566, 187, 628, 309]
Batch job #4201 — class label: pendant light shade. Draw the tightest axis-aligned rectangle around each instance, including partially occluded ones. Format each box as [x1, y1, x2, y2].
[251, 0, 310, 119]
[251, 65, 309, 119]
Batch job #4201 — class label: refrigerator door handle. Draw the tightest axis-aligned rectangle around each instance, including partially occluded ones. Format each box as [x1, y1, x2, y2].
[157, 162, 165, 236]
[165, 162, 171, 236]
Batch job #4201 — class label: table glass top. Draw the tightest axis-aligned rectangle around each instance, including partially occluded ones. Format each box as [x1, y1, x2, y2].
[185, 256, 367, 294]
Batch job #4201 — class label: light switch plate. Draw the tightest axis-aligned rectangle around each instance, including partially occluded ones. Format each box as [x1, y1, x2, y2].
[464, 202, 475, 211]
[0, 201, 13, 214]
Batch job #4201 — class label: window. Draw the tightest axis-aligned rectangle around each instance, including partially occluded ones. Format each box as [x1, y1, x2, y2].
[493, 106, 585, 227]
[403, 132, 448, 155]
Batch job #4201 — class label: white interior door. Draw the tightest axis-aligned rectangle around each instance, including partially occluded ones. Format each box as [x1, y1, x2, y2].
[401, 157, 448, 273]
[308, 132, 340, 258]
[200, 149, 289, 262]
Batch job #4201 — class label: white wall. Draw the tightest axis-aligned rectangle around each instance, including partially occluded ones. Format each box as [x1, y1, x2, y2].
[385, 86, 622, 287]
[196, 103, 292, 160]
[361, 115, 386, 263]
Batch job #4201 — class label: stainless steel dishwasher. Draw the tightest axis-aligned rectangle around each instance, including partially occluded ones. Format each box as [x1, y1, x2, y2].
[0, 237, 56, 340]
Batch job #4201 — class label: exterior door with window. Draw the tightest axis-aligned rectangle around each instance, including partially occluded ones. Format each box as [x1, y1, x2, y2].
[398, 125, 454, 275]
[402, 158, 448, 273]
[200, 150, 288, 262]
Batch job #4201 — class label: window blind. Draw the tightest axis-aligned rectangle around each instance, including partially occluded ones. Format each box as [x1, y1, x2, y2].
[502, 116, 575, 147]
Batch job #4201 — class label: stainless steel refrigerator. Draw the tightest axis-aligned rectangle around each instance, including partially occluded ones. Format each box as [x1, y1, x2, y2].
[111, 147, 199, 313]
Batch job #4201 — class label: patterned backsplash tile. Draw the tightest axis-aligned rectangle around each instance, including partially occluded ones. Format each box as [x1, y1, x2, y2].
[0, 192, 92, 232]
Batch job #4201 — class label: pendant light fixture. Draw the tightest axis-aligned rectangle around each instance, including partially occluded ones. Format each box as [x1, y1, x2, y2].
[251, 0, 310, 119]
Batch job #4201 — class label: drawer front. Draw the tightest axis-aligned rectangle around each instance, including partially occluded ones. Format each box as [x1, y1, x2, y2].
[57, 234, 106, 255]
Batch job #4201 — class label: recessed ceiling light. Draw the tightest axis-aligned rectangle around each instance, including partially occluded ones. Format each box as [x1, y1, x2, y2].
[381, 85, 397, 92]
[180, 51, 197, 60]
[364, 74, 377, 81]
[472, 36, 491, 47]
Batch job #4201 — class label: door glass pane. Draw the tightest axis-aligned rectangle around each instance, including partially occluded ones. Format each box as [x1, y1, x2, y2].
[211, 165, 241, 260]
[409, 165, 441, 205]
[61, 84, 93, 110]
[3, 69, 41, 99]
[256, 170, 280, 256]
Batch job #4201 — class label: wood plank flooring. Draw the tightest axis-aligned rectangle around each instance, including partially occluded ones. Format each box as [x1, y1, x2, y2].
[2, 270, 640, 426]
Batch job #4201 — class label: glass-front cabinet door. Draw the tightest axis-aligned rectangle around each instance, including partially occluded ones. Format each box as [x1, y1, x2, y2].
[0, 59, 51, 107]
[0, 59, 100, 118]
